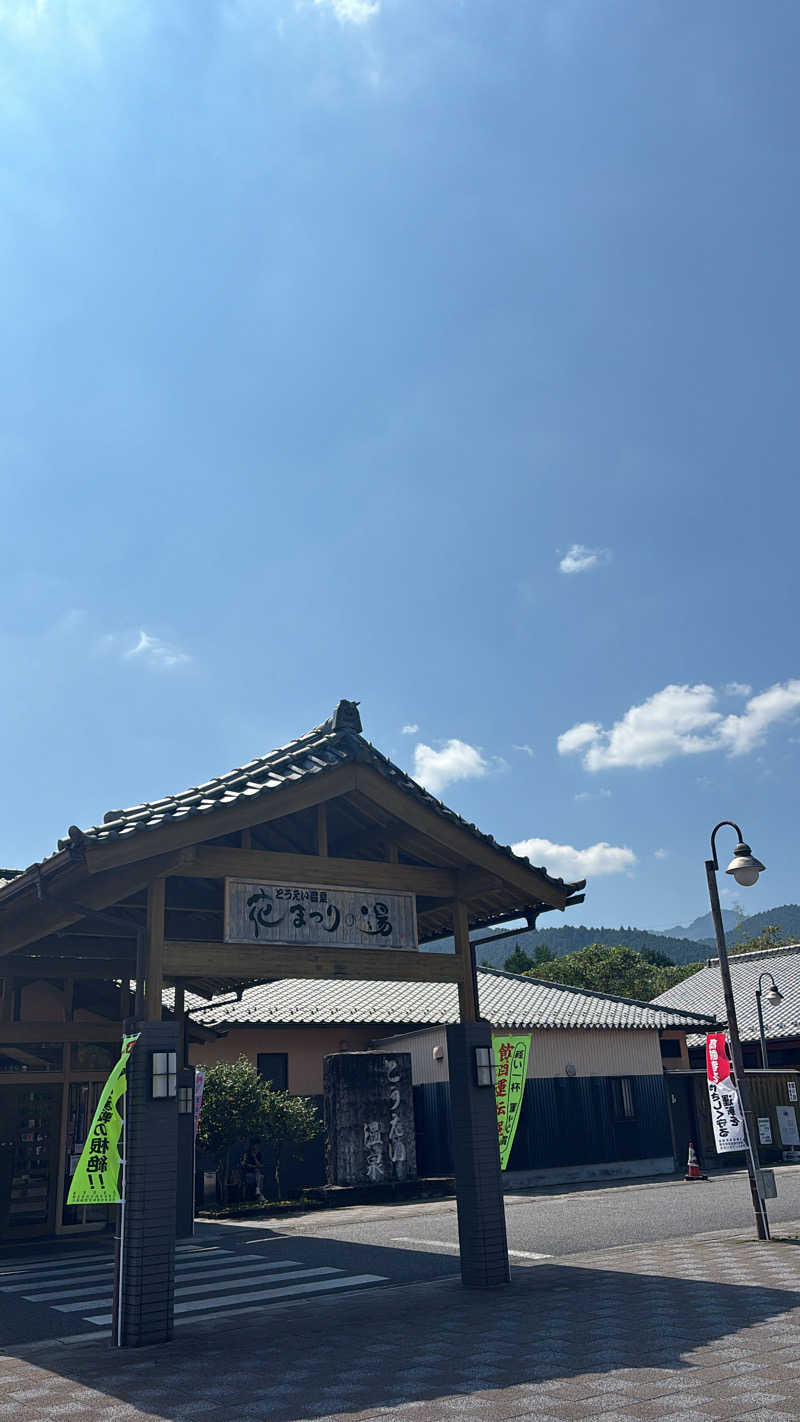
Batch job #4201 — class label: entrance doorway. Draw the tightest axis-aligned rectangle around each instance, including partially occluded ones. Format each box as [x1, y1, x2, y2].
[0, 1085, 61, 1240]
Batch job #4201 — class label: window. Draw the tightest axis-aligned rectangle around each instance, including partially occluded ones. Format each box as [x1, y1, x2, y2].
[257, 1053, 288, 1091]
[611, 1076, 636, 1120]
[660, 1038, 682, 1059]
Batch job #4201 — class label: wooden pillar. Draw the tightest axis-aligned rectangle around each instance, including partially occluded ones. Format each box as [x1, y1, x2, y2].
[316, 803, 328, 857]
[453, 900, 479, 1023]
[144, 879, 166, 1022]
[174, 980, 187, 1067]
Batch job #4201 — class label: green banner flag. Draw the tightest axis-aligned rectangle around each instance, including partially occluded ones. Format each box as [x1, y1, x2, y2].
[492, 1033, 531, 1170]
[67, 1034, 139, 1207]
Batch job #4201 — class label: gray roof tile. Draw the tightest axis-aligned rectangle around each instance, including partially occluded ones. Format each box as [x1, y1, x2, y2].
[189, 965, 716, 1032]
[26, 701, 585, 900]
[653, 943, 800, 1045]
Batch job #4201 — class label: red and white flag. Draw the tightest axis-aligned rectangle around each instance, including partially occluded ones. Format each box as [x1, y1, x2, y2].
[706, 1033, 747, 1154]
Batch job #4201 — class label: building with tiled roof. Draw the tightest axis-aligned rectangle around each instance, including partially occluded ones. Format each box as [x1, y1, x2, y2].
[653, 943, 800, 1068]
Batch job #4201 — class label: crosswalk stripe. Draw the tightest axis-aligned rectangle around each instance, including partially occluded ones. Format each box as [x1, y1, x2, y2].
[1, 1251, 240, 1293]
[0, 1244, 221, 1279]
[0, 1255, 113, 1280]
[26, 1259, 305, 1302]
[53, 1264, 339, 1313]
[85, 1273, 388, 1325]
[174, 1265, 340, 1300]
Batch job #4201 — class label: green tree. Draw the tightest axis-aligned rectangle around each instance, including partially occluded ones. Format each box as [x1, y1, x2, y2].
[504, 943, 556, 974]
[196, 1056, 271, 1203]
[527, 942, 702, 999]
[729, 924, 790, 957]
[260, 1089, 322, 1200]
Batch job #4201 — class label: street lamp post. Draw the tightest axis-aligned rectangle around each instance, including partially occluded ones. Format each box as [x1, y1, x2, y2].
[705, 820, 770, 1241]
[755, 972, 784, 1071]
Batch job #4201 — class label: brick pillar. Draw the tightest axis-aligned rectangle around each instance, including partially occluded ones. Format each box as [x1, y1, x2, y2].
[115, 1019, 178, 1347]
[447, 1021, 510, 1288]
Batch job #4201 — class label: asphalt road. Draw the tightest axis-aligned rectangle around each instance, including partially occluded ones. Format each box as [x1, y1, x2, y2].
[3, 1167, 800, 1347]
[240, 1164, 800, 1260]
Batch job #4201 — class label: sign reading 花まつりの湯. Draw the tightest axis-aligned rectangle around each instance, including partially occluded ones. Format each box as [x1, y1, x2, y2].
[224, 879, 418, 950]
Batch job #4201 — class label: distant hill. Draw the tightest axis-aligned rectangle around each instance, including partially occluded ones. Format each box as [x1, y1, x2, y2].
[472, 924, 706, 969]
[726, 903, 800, 947]
[655, 909, 738, 942]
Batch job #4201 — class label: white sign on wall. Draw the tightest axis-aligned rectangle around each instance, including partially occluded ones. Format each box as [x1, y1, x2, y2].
[224, 879, 419, 951]
[758, 1117, 773, 1146]
[777, 1106, 800, 1147]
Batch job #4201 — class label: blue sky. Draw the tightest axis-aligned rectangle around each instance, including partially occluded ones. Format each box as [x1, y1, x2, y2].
[2, 0, 799, 931]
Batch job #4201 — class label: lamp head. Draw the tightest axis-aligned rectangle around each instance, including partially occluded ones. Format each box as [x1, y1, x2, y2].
[766, 984, 784, 1008]
[725, 841, 765, 887]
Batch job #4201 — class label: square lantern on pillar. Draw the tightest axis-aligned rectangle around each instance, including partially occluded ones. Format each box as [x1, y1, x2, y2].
[177, 1084, 194, 1114]
[474, 1045, 497, 1087]
[151, 1051, 177, 1099]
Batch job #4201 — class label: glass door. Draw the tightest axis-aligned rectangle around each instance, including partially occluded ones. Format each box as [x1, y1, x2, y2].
[0, 1085, 61, 1240]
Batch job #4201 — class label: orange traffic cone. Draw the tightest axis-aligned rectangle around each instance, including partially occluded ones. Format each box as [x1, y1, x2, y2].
[684, 1141, 708, 1181]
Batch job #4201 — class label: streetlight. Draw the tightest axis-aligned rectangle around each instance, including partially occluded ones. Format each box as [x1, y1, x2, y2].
[755, 972, 784, 1071]
[705, 821, 770, 1241]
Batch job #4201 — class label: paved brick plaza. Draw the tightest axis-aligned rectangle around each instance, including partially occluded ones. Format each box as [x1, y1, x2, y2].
[2, 1226, 800, 1421]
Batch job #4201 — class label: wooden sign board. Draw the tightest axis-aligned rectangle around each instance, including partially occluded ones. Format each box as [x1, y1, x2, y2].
[224, 878, 419, 951]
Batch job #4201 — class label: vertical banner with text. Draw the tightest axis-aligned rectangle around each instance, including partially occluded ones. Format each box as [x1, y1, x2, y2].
[706, 1032, 747, 1153]
[492, 1034, 531, 1170]
[67, 1034, 140, 1205]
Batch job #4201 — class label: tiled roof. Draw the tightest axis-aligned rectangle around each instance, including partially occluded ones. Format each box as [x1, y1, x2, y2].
[189, 965, 717, 1033]
[38, 701, 582, 900]
[653, 943, 800, 1045]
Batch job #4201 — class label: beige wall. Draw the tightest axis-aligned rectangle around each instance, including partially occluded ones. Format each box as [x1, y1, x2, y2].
[374, 1026, 666, 1083]
[189, 1024, 403, 1095]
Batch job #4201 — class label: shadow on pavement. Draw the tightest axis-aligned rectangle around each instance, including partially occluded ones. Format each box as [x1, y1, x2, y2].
[3, 1252, 800, 1421]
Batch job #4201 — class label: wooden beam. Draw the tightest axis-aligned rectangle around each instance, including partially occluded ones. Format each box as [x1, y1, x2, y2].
[180, 845, 458, 898]
[163, 939, 463, 984]
[0, 1021, 123, 1043]
[453, 899, 479, 1023]
[352, 765, 568, 910]
[82, 765, 359, 873]
[0, 848, 196, 957]
[144, 879, 166, 1021]
[2, 956, 134, 979]
[316, 804, 328, 858]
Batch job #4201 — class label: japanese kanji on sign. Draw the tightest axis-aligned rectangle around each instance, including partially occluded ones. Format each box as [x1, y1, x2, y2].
[492, 1033, 531, 1170]
[224, 878, 418, 950]
[67, 1034, 140, 1206]
[705, 1031, 747, 1154]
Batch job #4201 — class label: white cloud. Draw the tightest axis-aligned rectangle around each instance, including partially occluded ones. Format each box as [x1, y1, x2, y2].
[124, 629, 191, 670]
[724, 682, 752, 697]
[654, 848, 670, 860]
[717, 681, 800, 756]
[558, 680, 800, 771]
[313, 0, 379, 23]
[401, 723, 419, 735]
[511, 837, 637, 880]
[557, 721, 602, 756]
[412, 739, 489, 796]
[558, 543, 611, 575]
[574, 787, 612, 802]
[512, 744, 535, 758]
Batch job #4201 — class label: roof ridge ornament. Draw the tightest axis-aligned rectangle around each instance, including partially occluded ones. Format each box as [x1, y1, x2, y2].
[330, 699, 362, 734]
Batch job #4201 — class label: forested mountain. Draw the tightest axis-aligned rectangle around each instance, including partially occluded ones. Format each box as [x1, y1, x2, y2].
[655, 909, 738, 941]
[655, 904, 800, 947]
[471, 904, 800, 969]
[473, 924, 705, 969]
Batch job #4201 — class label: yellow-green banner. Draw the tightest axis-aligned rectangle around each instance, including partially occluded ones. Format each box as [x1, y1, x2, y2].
[67, 1034, 139, 1206]
[492, 1033, 531, 1170]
